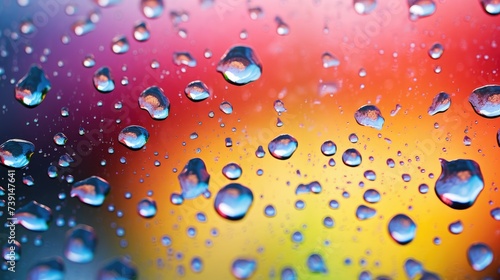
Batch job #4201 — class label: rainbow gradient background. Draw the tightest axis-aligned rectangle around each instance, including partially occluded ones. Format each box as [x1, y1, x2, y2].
[0, 0, 499, 279]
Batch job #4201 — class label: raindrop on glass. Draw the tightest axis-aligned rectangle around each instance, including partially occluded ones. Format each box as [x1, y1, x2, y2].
[388, 214, 416, 245]
[139, 86, 170, 120]
[468, 85, 500, 117]
[0, 139, 35, 168]
[268, 134, 298, 160]
[93, 66, 115, 93]
[428, 92, 451, 116]
[64, 224, 97, 263]
[467, 243, 493, 271]
[185, 80, 210, 101]
[178, 158, 210, 199]
[70, 176, 110, 206]
[217, 46, 262, 85]
[342, 148, 362, 167]
[354, 105, 384, 130]
[15, 64, 51, 107]
[214, 183, 253, 220]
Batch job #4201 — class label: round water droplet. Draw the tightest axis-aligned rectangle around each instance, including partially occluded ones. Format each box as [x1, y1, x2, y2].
[281, 267, 297, 280]
[321, 140, 337, 156]
[448, 220, 463, 234]
[133, 21, 150, 42]
[111, 35, 129, 54]
[322, 52, 340, 68]
[268, 134, 298, 160]
[15, 65, 51, 107]
[93, 67, 114, 93]
[342, 148, 362, 167]
[178, 158, 210, 199]
[0, 139, 35, 168]
[83, 54, 95, 68]
[173, 52, 196, 67]
[408, 0, 436, 20]
[363, 189, 380, 203]
[363, 170, 376, 181]
[217, 46, 262, 85]
[307, 253, 327, 273]
[191, 257, 203, 273]
[402, 173, 411, 182]
[185, 80, 210, 101]
[14, 201, 52, 231]
[388, 214, 417, 245]
[323, 216, 334, 228]
[428, 43, 444, 59]
[418, 183, 429, 194]
[220, 101, 233, 114]
[435, 159, 484, 209]
[138, 86, 170, 120]
[291, 231, 303, 243]
[356, 205, 377, 220]
[354, 0, 377, 14]
[231, 258, 256, 279]
[214, 183, 253, 220]
[27, 257, 65, 280]
[141, 0, 164, 18]
[64, 224, 97, 263]
[468, 85, 500, 117]
[264, 205, 276, 217]
[481, 0, 500, 15]
[354, 105, 385, 129]
[118, 125, 149, 150]
[97, 257, 138, 280]
[137, 198, 157, 218]
[222, 163, 242, 180]
[467, 243, 493, 271]
[71, 176, 110, 206]
[20, 19, 36, 34]
[428, 92, 451, 115]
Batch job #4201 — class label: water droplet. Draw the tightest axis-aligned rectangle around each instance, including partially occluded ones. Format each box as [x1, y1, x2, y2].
[468, 85, 500, 117]
[255, 146, 266, 158]
[481, 0, 500, 15]
[264, 205, 276, 217]
[137, 198, 157, 218]
[354, 0, 377, 14]
[428, 43, 444, 59]
[15, 65, 51, 107]
[0, 139, 35, 168]
[275, 17, 289, 35]
[363, 170, 376, 181]
[428, 92, 451, 115]
[217, 46, 262, 85]
[20, 19, 36, 34]
[490, 208, 500, 220]
[404, 258, 424, 279]
[386, 158, 395, 168]
[363, 189, 380, 203]
[418, 183, 429, 194]
[111, 35, 129, 54]
[14, 201, 52, 231]
[178, 158, 210, 199]
[281, 267, 297, 280]
[191, 257, 203, 273]
[72, 19, 95, 36]
[356, 205, 377, 220]
[185, 80, 210, 101]
[322, 52, 340, 68]
[231, 258, 256, 279]
[141, 0, 164, 18]
[463, 135, 472, 146]
[173, 52, 196, 67]
[220, 101, 233, 114]
[467, 243, 493, 271]
[47, 165, 58, 178]
[222, 163, 242, 180]
[214, 183, 253, 220]
[342, 148, 362, 167]
[94, 0, 121, 7]
[23, 175, 34, 186]
[435, 159, 484, 209]
[196, 212, 206, 222]
[388, 214, 417, 245]
[321, 140, 337, 156]
[408, 0, 436, 20]
[448, 220, 463, 234]
[27, 257, 65, 280]
[354, 105, 385, 130]
[64, 224, 96, 263]
[307, 253, 327, 273]
[139, 86, 170, 119]
[291, 231, 303, 243]
[274, 100, 286, 114]
[323, 216, 335, 228]
[118, 125, 149, 150]
[402, 173, 411, 182]
[71, 176, 110, 206]
[268, 134, 298, 160]
[133, 21, 150, 41]
[97, 257, 138, 280]
[93, 67, 114, 93]
[58, 154, 74, 167]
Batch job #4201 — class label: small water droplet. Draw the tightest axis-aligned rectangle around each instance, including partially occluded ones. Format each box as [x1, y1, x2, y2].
[322, 52, 340, 68]
[448, 220, 463, 234]
[428, 92, 451, 115]
[307, 253, 327, 273]
[27, 257, 65, 280]
[93, 67, 115, 93]
[388, 214, 416, 245]
[141, 0, 164, 18]
[353, 0, 377, 14]
[118, 125, 149, 150]
[173, 52, 196, 67]
[185, 80, 210, 101]
[404, 258, 424, 279]
[111, 35, 129, 54]
[214, 183, 253, 220]
[354, 105, 385, 129]
[408, 0, 436, 20]
[264, 205, 276, 217]
[363, 189, 380, 203]
[356, 205, 377, 220]
[255, 146, 266, 158]
[97, 257, 138, 280]
[281, 267, 297, 280]
[139, 86, 170, 119]
[428, 43, 444, 59]
[133, 21, 150, 42]
[480, 0, 500, 15]
[217, 46, 262, 85]
[222, 163, 242, 180]
[275, 17, 289, 35]
[320, 140, 337, 156]
[72, 19, 95, 36]
[318, 81, 340, 97]
[490, 208, 500, 220]
[137, 198, 157, 218]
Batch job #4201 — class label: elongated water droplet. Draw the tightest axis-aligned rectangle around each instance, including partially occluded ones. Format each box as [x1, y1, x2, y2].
[137, 198, 157, 218]
[217, 46, 262, 85]
[231, 258, 256, 279]
[428, 43, 444, 59]
[354, 105, 384, 129]
[255, 146, 265, 158]
[428, 92, 451, 115]
[468, 85, 500, 117]
[448, 220, 463, 234]
[354, 0, 377, 14]
[178, 158, 210, 199]
[15, 65, 51, 107]
[404, 258, 423, 279]
[64, 224, 97, 263]
[435, 159, 484, 209]
[93, 67, 114, 93]
[71, 176, 110, 206]
[0, 139, 35, 168]
[220, 101, 233, 114]
[72, 19, 95, 36]
[388, 214, 416, 245]
[14, 201, 52, 231]
[481, 0, 500, 15]
[342, 148, 362, 167]
[408, 0, 436, 20]
[467, 243, 493, 271]
[275, 17, 289, 35]
[222, 163, 242, 180]
[27, 257, 65, 280]
[356, 205, 377, 220]
[118, 125, 149, 150]
[321, 140, 337, 156]
[185, 80, 210, 101]
[82, 54, 95, 68]
[133, 21, 150, 41]
[173, 52, 196, 67]
[363, 170, 376, 181]
[307, 253, 327, 273]
[141, 0, 164, 18]
[191, 257, 203, 273]
[111, 35, 129, 54]
[268, 134, 298, 160]
[214, 183, 253, 220]
[138, 86, 170, 119]
[322, 52, 340, 68]
[97, 257, 138, 280]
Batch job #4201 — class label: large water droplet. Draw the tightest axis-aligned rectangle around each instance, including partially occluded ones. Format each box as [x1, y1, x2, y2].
[321, 52, 340, 68]
[64, 224, 97, 263]
[354, 0, 377, 14]
[320, 140, 337, 156]
[141, 0, 164, 18]
[111, 35, 129, 54]
[133, 21, 150, 41]
[138, 86, 170, 120]
[93, 67, 115, 93]
[356, 205, 377, 220]
[217, 46, 262, 85]
[231, 258, 256, 279]
[15, 65, 51, 107]
[268, 134, 298, 160]
[468, 85, 500, 117]
[481, 0, 500, 15]
[435, 159, 484, 209]
[467, 243, 493, 271]
[214, 183, 253, 220]
[97, 257, 138, 280]
[27, 257, 65, 280]
[307, 253, 327, 273]
[0, 139, 35, 168]
[428, 92, 451, 115]
[388, 214, 416, 245]
[354, 105, 384, 129]
[185, 80, 210, 101]
[178, 158, 210, 199]
[118, 125, 150, 150]
[428, 43, 444, 59]
[222, 163, 242, 180]
[408, 0, 436, 20]
[14, 200, 52, 231]
[137, 198, 157, 218]
[342, 148, 362, 167]
[70, 176, 110, 206]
